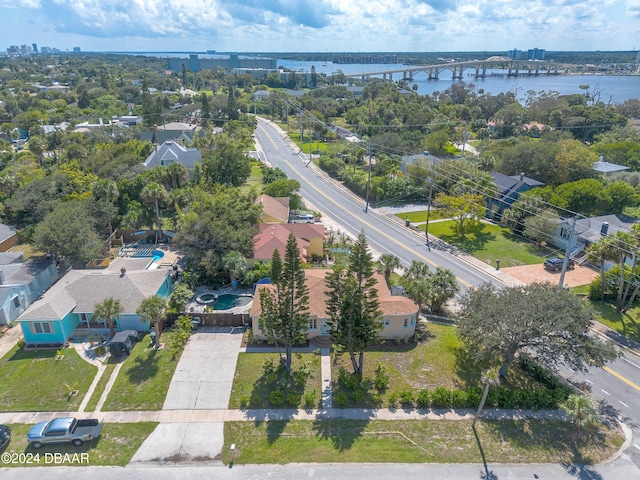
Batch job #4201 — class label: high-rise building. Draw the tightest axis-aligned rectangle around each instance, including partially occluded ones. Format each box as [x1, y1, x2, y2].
[527, 48, 545, 60]
[73, 47, 81, 52]
[507, 49, 522, 60]
[32, 43, 38, 54]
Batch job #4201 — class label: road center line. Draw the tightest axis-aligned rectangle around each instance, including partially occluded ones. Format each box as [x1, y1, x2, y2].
[601, 389, 610, 395]
[259, 123, 475, 288]
[622, 356, 640, 370]
[603, 366, 640, 392]
[619, 401, 629, 408]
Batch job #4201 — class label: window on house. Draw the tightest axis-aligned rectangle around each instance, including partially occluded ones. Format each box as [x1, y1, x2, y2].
[560, 227, 570, 239]
[411, 317, 416, 326]
[382, 318, 390, 328]
[32, 322, 52, 334]
[12, 296, 20, 309]
[308, 318, 317, 330]
[403, 318, 408, 328]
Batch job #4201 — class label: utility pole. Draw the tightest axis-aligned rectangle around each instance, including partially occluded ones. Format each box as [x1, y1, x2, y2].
[559, 216, 577, 289]
[425, 177, 433, 251]
[365, 142, 372, 213]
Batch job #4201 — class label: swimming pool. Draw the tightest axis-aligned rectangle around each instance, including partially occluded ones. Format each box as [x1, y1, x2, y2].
[213, 294, 253, 310]
[152, 250, 164, 262]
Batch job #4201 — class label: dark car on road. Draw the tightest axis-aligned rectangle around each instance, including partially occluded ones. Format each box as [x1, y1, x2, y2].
[544, 257, 575, 272]
[0, 424, 11, 450]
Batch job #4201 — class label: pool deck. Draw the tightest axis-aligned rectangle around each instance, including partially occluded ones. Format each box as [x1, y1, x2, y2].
[188, 287, 254, 314]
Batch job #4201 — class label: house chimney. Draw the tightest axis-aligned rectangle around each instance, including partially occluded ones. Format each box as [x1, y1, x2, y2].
[120, 267, 126, 276]
[601, 222, 609, 236]
[520, 172, 525, 182]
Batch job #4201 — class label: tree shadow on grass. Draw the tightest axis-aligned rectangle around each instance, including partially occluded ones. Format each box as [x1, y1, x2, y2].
[124, 348, 159, 384]
[481, 419, 609, 477]
[311, 418, 372, 452]
[452, 346, 485, 388]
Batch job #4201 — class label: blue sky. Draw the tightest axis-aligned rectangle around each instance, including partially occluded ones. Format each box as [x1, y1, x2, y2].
[1, 0, 638, 53]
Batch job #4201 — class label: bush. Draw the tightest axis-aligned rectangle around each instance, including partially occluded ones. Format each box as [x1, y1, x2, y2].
[287, 392, 301, 406]
[399, 390, 415, 407]
[352, 388, 365, 404]
[303, 391, 315, 409]
[450, 389, 468, 408]
[374, 363, 390, 392]
[388, 392, 399, 408]
[338, 367, 359, 390]
[269, 389, 285, 406]
[334, 391, 349, 407]
[416, 389, 431, 408]
[239, 394, 250, 409]
[465, 387, 483, 408]
[431, 387, 451, 408]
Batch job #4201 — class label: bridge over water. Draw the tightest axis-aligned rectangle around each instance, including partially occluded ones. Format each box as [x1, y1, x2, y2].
[341, 56, 604, 81]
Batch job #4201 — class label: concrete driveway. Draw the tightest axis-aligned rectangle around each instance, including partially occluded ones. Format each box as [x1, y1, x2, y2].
[163, 326, 243, 410]
[131, 327, 243, 464]
[501, 263, 598, 288]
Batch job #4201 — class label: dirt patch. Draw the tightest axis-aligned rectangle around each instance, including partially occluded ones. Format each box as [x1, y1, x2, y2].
[502, 263, 598, 288]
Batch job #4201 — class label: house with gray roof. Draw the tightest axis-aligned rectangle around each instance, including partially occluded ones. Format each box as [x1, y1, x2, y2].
[0, 223, 18, 252]
[17, 266, 172, 347]
[143, 140, 202, 171]
[0, 253, 58, 325]
[488, 172, 544, 215]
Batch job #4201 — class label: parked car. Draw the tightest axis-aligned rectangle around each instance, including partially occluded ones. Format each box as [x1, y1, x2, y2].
[0, 424, 11, 450]
[108, 330, 139, 356]
[27, 417, 103, 448]
[290, 213, 315, 224]
[543, 257, 574, 272]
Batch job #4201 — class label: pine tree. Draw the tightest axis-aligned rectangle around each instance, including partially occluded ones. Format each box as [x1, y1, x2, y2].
[258, 234, 309, 373]
[326, 230, 382, 379]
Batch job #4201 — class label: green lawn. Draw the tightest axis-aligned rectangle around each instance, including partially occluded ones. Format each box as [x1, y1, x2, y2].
[222, 419, 623, 465]
[589, 300, 640, 344]
[426, 220, 551, 267]
[100, 333, 180, 411]
[394, 209, 446, 224]
[0, 346, 97, 411]
[229, 352, 322, 409]
[83, 360, 118, 412]
[331, 323, 563, 408]
[1, 422, 158, 467]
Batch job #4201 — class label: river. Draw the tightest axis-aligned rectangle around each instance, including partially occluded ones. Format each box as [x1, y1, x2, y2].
[278, 60, 640, 103]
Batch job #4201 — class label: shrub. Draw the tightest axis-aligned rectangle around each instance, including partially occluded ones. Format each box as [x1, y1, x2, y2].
[287, 392, 301, 406]
[388, 392, 399, 408]
[352, 388, 365, 404]
[269, 389, 285, 406]
[263, 357, 276, 375]
[371, 393, 382, 407]
[465, 387, 483, 408]
[338, 367, 359, 390]
[450, 389, 468, 408]
[239, 394, 250, 409]
[303, 391, 315, 410]
[431, 387, 451, 408]
[374, 363, 390, 392]
[399, 390, 415, 407]
[416, 389, 431, 408]
[334, 391, 349, 407]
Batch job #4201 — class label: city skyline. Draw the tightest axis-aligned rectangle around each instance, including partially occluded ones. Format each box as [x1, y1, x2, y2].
[0, 0, 638, 53]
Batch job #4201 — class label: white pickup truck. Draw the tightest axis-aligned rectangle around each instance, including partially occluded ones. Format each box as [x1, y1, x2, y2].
[27, 417, 103, 448]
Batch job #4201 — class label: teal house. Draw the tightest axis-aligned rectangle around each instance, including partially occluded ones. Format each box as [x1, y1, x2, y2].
[17, 265, 172, 347]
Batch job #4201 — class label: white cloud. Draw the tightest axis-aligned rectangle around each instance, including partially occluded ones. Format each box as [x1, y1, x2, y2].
[0, 0, 636, 51]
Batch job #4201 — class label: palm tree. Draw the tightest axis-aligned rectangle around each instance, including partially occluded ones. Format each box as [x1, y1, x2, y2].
[222, 251, 247, 287]
[378, 253, 400, 288]
[560, 393, 601, 442]
[472, 368, 500, 429]
[405, 276, 431, 317]
[586, 240, 610, 301]
[137, 295, 168, 349]
[93, 297, 124, 338]
[140, 182, 169, 245]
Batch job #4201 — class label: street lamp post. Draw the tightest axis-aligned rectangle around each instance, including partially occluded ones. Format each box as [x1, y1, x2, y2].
[425, 177, 433, 251]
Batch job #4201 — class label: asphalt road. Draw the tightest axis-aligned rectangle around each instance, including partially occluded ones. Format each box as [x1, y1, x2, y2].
[254, 117, 504, 294]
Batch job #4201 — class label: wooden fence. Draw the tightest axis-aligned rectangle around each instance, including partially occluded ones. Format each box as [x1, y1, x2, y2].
[165, 312, 250, 328]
